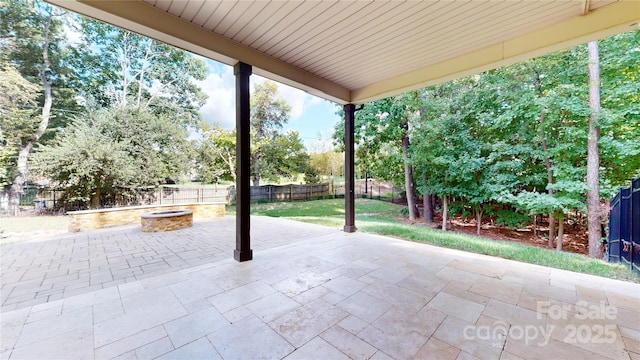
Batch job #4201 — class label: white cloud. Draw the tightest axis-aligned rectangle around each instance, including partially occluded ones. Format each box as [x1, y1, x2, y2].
[197, 67, 317, 129]
[196, 65, 236, 129]
[251, 75, 320, 122]
[197, 63, 328, 135]
[275, 81, 321, 121]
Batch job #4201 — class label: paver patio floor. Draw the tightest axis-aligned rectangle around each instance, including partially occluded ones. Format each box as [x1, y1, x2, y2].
[1, 216, 639, 360]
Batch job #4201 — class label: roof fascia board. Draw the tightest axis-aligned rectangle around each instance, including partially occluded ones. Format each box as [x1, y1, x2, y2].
[351, 0, 639, 104]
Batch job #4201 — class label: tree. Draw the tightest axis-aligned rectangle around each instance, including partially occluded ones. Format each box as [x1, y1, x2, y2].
[70, 17, 207, 123]
[197, 82, 307, 187]
[489, 49, 590, 248]
[197, 125, 308, 185]
[413, 78, 493, 231]
[304, 164, 321, 184]
[411, 46, 596, 237]
[23, 14, 210, 207]
[400, 93, 420, 221]
[258, 130, 309, 183]
[0, 0, 70, 214]
[197, 123, 236, 183]
[597, 30, 640, 187]
[0, 64, 40, 189]
[250, 81, 291, 185]
[309, 150, 343, 179]
[586, 40, 602, 258]
[334, 95, 420, 220]
[30, 107, 193, 208]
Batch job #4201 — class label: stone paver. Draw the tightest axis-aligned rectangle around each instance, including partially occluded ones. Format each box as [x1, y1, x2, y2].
[1, 215, 639, 360]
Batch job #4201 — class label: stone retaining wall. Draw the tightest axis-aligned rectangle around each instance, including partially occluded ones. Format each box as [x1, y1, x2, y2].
[67, 202, 225, 232]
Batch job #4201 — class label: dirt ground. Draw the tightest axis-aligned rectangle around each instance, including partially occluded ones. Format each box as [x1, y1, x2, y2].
[401, 212, 590, 255]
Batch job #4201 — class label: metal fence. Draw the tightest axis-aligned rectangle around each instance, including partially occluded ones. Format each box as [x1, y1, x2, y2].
[17, 186, 234, 213]
[2, 179, 401, 216]
[3, 183, 335, 214]
[607, 177, 640, 273]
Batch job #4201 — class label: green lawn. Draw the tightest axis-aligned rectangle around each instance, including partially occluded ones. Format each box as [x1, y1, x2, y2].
[1, 216, 68, 233]
[0, 216, 69, 247]
[229, 198, 639, 283]
[240, 198, 399, 218]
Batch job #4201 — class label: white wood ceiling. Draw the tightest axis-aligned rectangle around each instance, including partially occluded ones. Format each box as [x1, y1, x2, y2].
[47, 0, 639, 104]
[142, 0, 607, 90]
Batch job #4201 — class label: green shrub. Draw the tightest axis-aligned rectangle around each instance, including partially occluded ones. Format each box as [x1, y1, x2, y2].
[493, 209, 531, 229]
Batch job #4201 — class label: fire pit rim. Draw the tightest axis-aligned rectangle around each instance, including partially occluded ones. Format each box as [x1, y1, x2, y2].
[140, 210, 194, 219]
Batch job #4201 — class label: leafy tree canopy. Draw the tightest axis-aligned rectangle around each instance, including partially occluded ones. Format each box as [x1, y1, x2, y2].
[30, 106, 193, 208]
[69, 17, 208, 125]
[0, 64, 40, 188]
[197, 82, 309, 185]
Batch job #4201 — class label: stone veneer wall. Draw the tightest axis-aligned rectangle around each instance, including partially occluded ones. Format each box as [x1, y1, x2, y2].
[67, 202, 225, 232]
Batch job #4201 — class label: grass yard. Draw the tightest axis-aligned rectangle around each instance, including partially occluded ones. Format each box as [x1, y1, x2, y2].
[230, 198, 639, 282]
[0, 216, 69, 246]
[1, 216, 68, 233]
[242, 198, 399, 219]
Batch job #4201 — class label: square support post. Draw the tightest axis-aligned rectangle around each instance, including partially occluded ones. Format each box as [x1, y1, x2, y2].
[234, 62, 253, 261]
[344, 104, 357, 233]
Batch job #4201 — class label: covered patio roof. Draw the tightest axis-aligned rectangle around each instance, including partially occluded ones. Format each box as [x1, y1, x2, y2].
[47, 0, 639, 105]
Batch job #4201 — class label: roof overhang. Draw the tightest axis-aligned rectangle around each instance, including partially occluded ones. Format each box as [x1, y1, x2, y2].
[47, 0, 639, 105]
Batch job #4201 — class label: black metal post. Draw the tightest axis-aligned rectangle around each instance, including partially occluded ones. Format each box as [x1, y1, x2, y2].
[365, 171, 369, 195]
[234, 62, 253, 262]
[344, 104, 356, 233]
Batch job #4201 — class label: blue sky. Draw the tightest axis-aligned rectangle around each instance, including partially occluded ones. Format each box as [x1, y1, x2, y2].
[197, 59, 341, 152]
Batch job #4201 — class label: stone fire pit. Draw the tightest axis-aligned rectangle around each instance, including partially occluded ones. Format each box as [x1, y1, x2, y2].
[141, 210, 194, 232]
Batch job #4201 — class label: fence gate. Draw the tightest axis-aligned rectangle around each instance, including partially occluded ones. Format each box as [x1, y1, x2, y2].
[607, 177, 639, 273]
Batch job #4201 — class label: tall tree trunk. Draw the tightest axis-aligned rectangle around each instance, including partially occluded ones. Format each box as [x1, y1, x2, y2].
[587, 40, 603, 258]
[442, 195, 448, 231]
[539, 108, 555, 248]
[556, 213, 564, 251]
[119, 32, 130, 107]
[476, 208, 483, 235]
[548, 213, 556, 249]
[8, 11, 54, 215]
[9, 144, 33, 215]
[252, 152, 260, 187]
[135, 41, 153, 108]
[418, 106, 433, 223]
[91, 187, 101, 209]
[225, 149, 236, 182]
[400, 120, 418, 220]
[423, 192, 434, 222]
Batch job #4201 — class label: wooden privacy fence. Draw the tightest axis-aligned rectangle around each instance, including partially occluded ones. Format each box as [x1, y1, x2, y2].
[248, 183, 331, 202]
